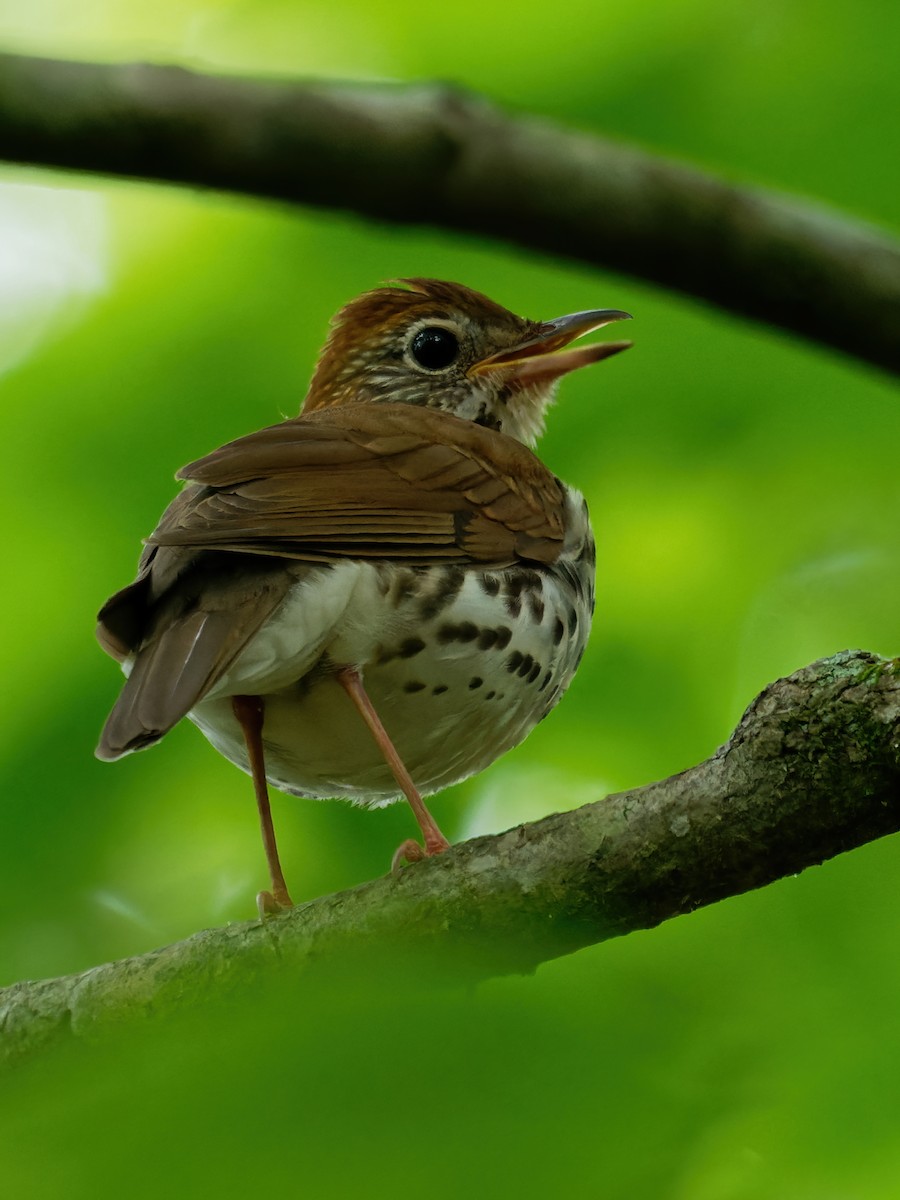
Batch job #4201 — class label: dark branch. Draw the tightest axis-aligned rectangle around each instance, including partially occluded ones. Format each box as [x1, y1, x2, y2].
[0, 53, 898, 372]
[2, 649, 899, 1067]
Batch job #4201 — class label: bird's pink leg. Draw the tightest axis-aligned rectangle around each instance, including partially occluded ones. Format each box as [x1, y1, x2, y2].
[232, 694, 294, 915]
[334, 667, 451, 871]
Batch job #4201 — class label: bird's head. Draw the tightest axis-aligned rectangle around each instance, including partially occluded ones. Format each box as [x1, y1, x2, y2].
[303, 279, 632, 445]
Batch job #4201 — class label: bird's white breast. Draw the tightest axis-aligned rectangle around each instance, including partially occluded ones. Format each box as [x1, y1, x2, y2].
[189, 494, 594, 807]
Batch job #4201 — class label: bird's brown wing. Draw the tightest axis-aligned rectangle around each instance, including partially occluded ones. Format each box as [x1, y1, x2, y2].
[96, 404, 568, 761]
[149, 403, 567, 566]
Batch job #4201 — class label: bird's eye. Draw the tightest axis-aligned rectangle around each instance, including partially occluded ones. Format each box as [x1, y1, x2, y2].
[409, 326, 460, 371]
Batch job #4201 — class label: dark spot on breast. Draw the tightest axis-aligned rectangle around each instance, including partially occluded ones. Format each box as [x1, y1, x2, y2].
[505, 575, 524, 598]
[502, 574, 534, 620]
[495, 626, 512, 650]
[478, 628, 498, 650]
[517, 654, 534, 678]
[507, 650, 524, 673]
[432, 684, 448, 695]
[420, 565, 466, 620]
[403, 681, 426, 693]
[485, 690, 496, 700]
[567, 607, 578, 637]
[529, 594, 545, 623]
[553, 618, 564, 645]
[527, 662, 541, 684]
[473, 402, 502, 432]
[393, 570, 419, 605]
[505, 595, 522, 619]
[438, 621, 479, 644]
[539, 670, 552, 691]
[399, 637, 426, 658]
[480, 575, 500, 597]
[468, 677, 483, 689]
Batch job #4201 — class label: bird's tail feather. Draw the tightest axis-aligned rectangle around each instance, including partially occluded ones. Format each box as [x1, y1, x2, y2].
[96, 609, 240, 760]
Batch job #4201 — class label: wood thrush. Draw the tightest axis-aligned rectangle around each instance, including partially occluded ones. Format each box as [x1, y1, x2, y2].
[96, 279, 631, 912]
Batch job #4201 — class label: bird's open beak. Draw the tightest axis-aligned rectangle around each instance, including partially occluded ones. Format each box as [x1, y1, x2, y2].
[469, 308, 632, 387]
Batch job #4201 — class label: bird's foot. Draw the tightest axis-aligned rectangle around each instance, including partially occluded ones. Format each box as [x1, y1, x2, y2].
[390, 833, 452, 875]
[256, 887, 294, 919]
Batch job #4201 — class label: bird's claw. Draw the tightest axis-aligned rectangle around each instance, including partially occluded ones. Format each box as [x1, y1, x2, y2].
[390, 835, 451, 875]
[256, 889, 294, 919]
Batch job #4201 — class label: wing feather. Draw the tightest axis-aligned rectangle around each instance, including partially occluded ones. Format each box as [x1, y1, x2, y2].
[96, 403, 569, 759]
[151, 403, 566, 566]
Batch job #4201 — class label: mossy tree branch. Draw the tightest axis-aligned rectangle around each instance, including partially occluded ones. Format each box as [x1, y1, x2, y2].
[0, 53, 898, 372]
[2, 649, 899, 1068]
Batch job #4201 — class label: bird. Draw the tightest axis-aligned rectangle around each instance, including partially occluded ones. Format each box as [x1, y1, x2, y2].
[95, 278, 632, 914]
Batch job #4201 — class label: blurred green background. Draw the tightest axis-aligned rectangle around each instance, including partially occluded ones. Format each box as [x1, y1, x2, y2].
[1, 0, 899, 1196]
